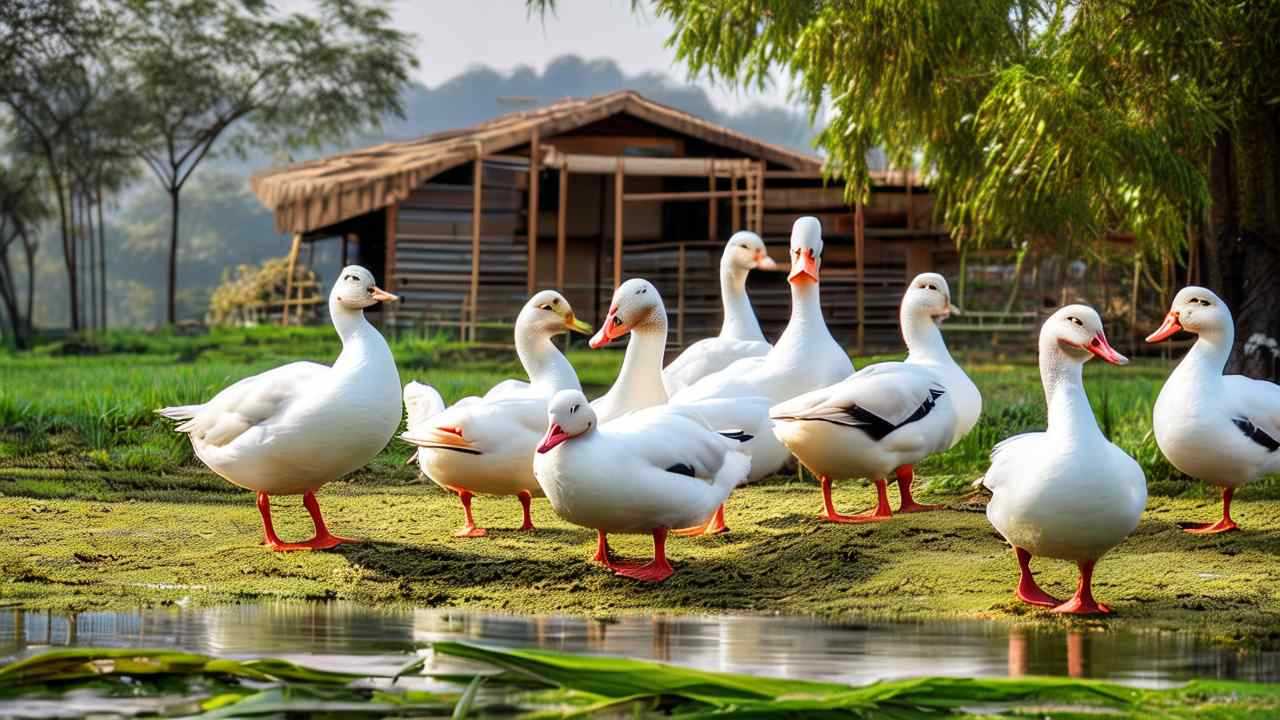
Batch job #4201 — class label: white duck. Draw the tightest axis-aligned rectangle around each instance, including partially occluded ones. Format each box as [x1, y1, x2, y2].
[586, 277, 781, 534]
[981, 305, 1145, 615]
[532, 389, 751, 583]
[771, 361, 957, 525]
[662, 231, 776, 395]
[400, 291, 591, 537]
[157, 266, 401, 551]
[894, 272, 982, 511]
[1146, 286, 1280, 534]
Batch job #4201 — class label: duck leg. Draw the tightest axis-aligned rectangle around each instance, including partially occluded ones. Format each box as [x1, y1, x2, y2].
[256, 492, 353, 551]
[1179, 487, 1240, 534]
[894, 465, 945, 513]
[672, 503, 730, 537]
[516, 490, 536, 531]
[1051, 559, 1111, 615]
[1013, 547, 1061, 607]
[614, 528, 674, 583]
[453, 490, 487, 538]
[819, 475, 893, 523]
[591, 529, 615, 565]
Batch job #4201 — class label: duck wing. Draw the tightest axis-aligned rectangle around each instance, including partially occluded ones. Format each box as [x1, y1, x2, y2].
[1223, 375, 1280, 456]
[604, 409, 738, 484]
[663, 338, 771, 395]
[402, 395, 547, 456]
[157, 361, 329, 448]
[770, 363, 948, 442]
[979, 432, 1045, 491]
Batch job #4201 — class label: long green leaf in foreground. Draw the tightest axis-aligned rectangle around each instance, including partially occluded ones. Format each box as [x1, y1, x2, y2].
[2, 644, 1280, 718]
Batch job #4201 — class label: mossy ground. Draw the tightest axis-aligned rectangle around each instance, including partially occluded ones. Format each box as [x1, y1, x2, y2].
[1, 328, 1278, 644]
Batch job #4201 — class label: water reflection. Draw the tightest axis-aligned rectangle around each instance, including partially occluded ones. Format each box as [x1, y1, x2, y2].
[1, 602, 1276, 688]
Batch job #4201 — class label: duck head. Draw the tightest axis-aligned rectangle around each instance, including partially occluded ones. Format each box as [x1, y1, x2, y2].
[723, 231, 777, 274]
[1146, 286, 1230, 342]
[332, 265, 398, 310]
[787, 217, 824, 285]
[537, 389, 597, 453]
[518, 290, 592, 338]
[590, 278, 665, 349]
[1043, 304, 1128, 365]
[903, 272, 962, 326]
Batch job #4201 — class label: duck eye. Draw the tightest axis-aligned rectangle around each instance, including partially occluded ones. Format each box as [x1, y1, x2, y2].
[539, 304, 552, 311]
[739, 243, 749, 249]
[928, 284, 938, 291]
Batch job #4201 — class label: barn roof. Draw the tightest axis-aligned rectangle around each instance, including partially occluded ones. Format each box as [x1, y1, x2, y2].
[250, 90, 824, 235]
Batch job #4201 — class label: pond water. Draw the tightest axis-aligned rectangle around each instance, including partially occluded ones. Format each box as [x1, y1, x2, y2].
[3, 601, 1278, 693]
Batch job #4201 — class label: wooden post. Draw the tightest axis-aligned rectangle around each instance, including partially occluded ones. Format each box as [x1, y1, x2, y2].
[556, 163, 568, 291]
[707, 169, 718, 242]
[470, 157, 483, 342]
[854, 202, 866, 353]
[385, 203, 399, 328]
[754, 163, 764, 234]
[676, 244, 687, 348]
[526, 129, 540, 295]
[904, 168, 914, 231]
[730, 166, 740, 230]
[340, 233, 350, 267]
[281, 233, 302, 326]
[613, 159, 624, 289]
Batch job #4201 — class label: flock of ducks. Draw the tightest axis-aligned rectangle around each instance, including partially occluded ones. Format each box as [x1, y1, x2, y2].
[158, 218, 1280, 615]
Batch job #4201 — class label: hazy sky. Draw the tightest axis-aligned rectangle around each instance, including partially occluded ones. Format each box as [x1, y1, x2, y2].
[311, 0, 793, 113]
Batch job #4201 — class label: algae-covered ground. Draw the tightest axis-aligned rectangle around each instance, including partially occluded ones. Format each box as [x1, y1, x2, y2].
[1, 328, 1278, 643]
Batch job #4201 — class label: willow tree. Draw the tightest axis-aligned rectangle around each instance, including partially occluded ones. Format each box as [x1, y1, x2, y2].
[531, 1, 1280, 377]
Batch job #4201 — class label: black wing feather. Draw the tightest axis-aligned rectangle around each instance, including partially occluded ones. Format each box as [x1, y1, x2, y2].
[1233, 417, 1279, 452]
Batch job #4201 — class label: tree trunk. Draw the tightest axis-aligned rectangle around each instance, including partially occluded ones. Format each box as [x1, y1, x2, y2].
[166, 187, 179, 325]
[21, 226, 35, 339]
[52, 173, 80, 331]
[1202, 109, 1280, 381]
[96, 179, 107, 329]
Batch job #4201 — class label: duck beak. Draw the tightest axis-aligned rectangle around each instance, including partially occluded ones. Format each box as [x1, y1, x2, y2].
[1086, 331, 1128, 365]
[589, 306, 626, 349]
[565, 312, 592, 335]
[1146, 311, 1182, 343]
[948, 303, 963, 317]
[370, 286, 399, 303]
[536, 423, 571, 454]
[788, 251, 818, 283]
[755, 250, 778, 270]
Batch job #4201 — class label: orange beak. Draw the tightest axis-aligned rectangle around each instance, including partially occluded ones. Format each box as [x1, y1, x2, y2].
[1146, 311, 1182, 343]
[589, 306, 627, 349]
[536, 423, 571, 454]
[788, 250, 818, 283]
[370, 286, 399, 303]
[1085, 331, 1128, 365]
[755, 250, 778, 270]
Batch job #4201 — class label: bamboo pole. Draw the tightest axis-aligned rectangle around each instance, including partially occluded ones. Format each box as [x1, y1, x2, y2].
[613, 159, 624, 289]
[556, 163, 568, 291]
[676, 244, 687, 348]
[281, 233, 302, 326]
[854, 202, 866, 353]
[623, 190, 750, 202]
[526, 129, 540, 295]
[470, 157, 483, 342]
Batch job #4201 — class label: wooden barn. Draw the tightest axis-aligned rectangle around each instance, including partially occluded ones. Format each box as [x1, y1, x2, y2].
[250, 91, 951, 351]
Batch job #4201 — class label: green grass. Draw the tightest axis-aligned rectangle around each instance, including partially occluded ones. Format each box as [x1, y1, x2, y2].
[1, 327, 1278, 640]
[2, 644, 1278, 718]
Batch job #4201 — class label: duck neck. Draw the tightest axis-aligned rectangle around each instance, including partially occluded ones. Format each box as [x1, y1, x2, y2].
[1039, 342, 1103, 444]
[1177, 324, 1233, 384]
[720, 261, 764, 342]
[516, 327, 582, 395]
[329, 297, 391, 372]
[611, 311, 670, 408]
[902, 305, 953, 366]
[776, 278, 826, 349]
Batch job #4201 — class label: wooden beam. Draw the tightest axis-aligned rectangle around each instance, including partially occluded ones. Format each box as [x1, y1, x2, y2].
[623, 190, 750, 202]
[676, 244, 687, 348]
[730, 167, 740, 230]
[470, 158, 483, 342]
[526, 129, 540, 295]
[556, 163, 568, 291]
[613, 159, 624, 289]
[707, 172, 717, 242]
[384, 203, 399, 327]
[281, 233, 302, 326]
[854, 202, 865, 354]
[545, 151, 757, 177]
